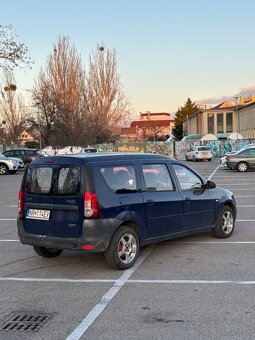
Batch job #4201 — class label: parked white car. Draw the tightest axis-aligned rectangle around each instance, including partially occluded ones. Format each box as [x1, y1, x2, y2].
[185, 146, 212, 162]
[0, 153, 20, 175]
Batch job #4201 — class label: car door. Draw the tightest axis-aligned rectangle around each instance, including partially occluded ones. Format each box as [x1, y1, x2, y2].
[172, 163, 217, 231]
[140, 162, 184, 238]
[24, 165, 55, 236]
[243, 147, 255, 167]
[53, 164, 84, 238]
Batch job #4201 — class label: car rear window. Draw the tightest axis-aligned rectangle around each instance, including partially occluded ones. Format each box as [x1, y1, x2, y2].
[26, 167, 53, 194]
[58, 167, 80, 195]
[25, 166, 80, 195]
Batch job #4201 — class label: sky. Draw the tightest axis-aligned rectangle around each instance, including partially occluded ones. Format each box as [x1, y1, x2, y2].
[1, 0, 255, 118]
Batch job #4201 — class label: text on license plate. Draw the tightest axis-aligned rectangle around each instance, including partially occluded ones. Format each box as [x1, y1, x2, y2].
[26, 209, 50, 220]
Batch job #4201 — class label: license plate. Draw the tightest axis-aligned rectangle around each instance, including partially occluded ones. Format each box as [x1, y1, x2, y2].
[26, 208, 50, 220]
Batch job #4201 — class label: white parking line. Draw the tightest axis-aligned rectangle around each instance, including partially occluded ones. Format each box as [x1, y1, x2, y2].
[0, 277, 255, 286]
[165, 241, 255, 244]
[0, 219, 16, 221]
[0, 240, 19, 242]
[207, 165, 221, 180]
[128, 279, 255, 285]
[65, 245, 154, 340]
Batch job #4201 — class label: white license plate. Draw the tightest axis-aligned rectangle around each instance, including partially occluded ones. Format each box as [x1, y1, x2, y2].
[26, 209, 50, 220]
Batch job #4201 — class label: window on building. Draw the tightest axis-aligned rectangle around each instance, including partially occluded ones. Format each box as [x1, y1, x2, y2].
[217, 113, 224, 133]
[208, 114, 214, 134]
[226, 112, 233, 133]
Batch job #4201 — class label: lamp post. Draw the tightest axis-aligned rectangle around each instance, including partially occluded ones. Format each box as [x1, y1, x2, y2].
[235, 96, 239, 141]
[35, 102, 42, 150]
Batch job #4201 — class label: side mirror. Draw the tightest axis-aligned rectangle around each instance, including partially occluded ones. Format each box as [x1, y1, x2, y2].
[206, 180, 216, 189]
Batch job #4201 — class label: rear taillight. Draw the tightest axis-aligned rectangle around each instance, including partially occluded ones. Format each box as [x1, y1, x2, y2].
[226, 156, 230, 161]
[18, 190, 24, 215]
[84, 192, 100, 219]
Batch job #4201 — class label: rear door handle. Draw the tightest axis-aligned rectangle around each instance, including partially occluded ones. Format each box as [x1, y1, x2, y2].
[184, 197, 191, 203]
[146, 199, 154, 205]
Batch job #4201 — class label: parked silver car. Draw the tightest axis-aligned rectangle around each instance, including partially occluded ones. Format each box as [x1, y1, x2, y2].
[220, 144, 255, 167]
[226, 146, 255, 172]
[0, 153, 20, 175]
[185, 146, 212, 162]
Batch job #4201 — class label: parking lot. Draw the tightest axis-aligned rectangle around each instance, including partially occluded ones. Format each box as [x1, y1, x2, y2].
[0, 158, 255, 340]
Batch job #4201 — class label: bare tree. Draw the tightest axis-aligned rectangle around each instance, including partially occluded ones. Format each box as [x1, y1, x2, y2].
[0, 25, 32, 70]
[31, 36, 86, 146]
[84, 44, 130, 144]
[32, 38, 130, 146]
[0, 70, 26, 143]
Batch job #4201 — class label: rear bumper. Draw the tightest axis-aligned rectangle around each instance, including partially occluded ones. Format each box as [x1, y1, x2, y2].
[17, 217, 121, 252]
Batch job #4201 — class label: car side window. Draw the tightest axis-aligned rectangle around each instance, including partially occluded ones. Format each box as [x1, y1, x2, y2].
[100, 166, 137, 192]
[173, 164, 203, 191]
[244, 148, 255, 156]
[142, 164, 174, 191]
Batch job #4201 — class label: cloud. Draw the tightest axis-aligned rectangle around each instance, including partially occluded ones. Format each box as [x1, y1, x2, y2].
[195, 85, 255, 107]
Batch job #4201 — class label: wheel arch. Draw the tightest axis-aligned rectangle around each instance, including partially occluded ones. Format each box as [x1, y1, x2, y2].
[118, 220, 141, 239]
[223, 201, 237, 220]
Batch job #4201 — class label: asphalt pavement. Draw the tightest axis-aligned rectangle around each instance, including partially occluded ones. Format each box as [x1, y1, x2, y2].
[0, 159, 255, 339]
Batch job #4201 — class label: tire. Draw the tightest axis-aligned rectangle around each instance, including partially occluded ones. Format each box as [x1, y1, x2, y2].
[104, 226, 139, 270]
[208, 158, 212, 162]
[0, 163, 8, 175]
[192, 156, 196, 162]
[237, 162, 248, 172]
[185, 156, 189, 161]
[33, 246, 63, 258]
[9, 170, 17, 174]
[212, 206, 235, 238]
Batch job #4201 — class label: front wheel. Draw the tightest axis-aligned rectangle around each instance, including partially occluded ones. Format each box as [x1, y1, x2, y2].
[0, 164, 8, 175]
[33, 246, 63, 258]
[104, 226, 139, 270]
[212, 206, 235, 238]
[237, 162, 248, 172]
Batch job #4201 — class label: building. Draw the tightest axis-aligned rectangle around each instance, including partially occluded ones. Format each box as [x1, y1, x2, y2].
[19, 130, 35, 143]
[184, 96, 255, 140]
[238, 101, 255, 139]
[120, 112, 175, 142]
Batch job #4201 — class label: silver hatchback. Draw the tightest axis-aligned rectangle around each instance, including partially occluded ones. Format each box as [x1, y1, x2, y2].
[185, 146, 212, 162]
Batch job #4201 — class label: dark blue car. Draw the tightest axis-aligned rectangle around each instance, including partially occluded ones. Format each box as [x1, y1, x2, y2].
[17, 153, 236, 269]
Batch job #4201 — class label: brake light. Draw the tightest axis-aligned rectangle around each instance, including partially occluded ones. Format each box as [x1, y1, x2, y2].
[226, 156, 230, 161]
[84, 192, 100, 219]
[18, 190, 24, 215]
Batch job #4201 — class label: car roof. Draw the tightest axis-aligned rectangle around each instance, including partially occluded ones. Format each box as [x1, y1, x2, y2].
[32, 152, 173, 164]
[4, 148, 38, 151]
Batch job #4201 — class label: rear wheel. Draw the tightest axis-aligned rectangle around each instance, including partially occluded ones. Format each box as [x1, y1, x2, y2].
[104, 226, 139, 270]
[9, 170, 17, 174]
[237, 162, 248, 172]
[0, 164, 8, 175]
[212, 206, 235, 238]
[208, 158, 212, 162]
[33, 246, 63, 258]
